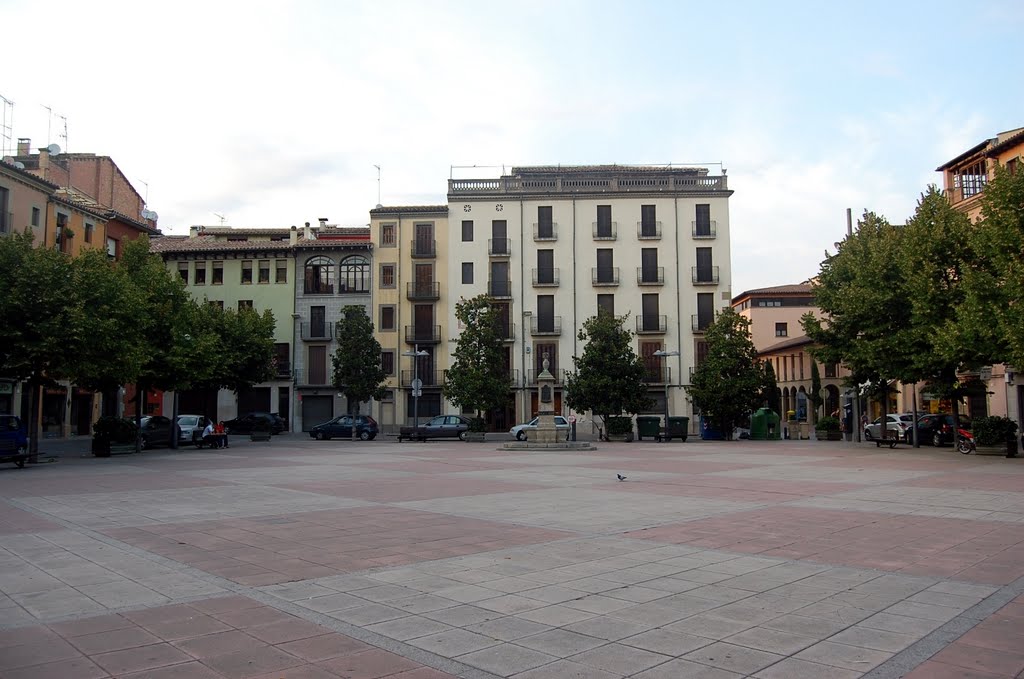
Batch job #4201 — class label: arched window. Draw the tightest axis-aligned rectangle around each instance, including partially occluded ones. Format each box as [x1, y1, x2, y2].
[304, 256, 335, 294]
[340, 255, 369, 293]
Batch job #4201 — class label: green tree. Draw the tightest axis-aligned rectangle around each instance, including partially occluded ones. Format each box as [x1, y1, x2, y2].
[688, 308, 765, 438]
[762, 360, 780, 416]
[564, 313, 653, 437]
[442, 295, 509, 430]
[332, 305, 386, 439]
[809, 360, 822, 423]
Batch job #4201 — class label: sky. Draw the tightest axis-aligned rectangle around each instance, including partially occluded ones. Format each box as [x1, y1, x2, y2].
[3, 0, 1023, 295]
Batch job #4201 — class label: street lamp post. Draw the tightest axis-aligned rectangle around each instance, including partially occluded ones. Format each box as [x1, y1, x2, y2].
[402, 346, 428, 433]
[653, 349, 680, 441]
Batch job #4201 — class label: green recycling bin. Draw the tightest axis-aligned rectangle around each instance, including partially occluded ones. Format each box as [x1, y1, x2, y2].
[636, 416, 661, 441]
[667, 416, 689, 442]
[750, 408, 769, 440]
[766, 409, 781, 440]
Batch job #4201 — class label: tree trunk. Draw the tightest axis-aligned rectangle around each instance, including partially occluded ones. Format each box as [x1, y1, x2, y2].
[135, 386, 145, 454]
[28, 379, 40, 462]
[350, 399, 357, 441]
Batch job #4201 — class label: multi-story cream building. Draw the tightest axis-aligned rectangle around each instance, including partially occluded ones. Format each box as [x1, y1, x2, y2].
[372, 165, 733, 433]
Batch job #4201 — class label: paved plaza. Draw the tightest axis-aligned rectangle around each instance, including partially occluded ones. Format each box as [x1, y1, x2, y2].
[1, 434, 1023, 678]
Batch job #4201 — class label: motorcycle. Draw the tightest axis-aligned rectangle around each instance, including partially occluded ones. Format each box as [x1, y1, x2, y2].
[957, 427, 976, 455]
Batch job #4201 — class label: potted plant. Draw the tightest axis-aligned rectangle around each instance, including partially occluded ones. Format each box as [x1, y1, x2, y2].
[971, 416, 1018, 457]
[605, 416, 634, 442]
[814, 415, 842, 441]
[463, 416, 487, 442]
[92, 416, 138, 457]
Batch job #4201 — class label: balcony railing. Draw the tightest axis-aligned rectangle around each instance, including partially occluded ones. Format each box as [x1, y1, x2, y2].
[410, 239, 436, 258]
[637, 267, 665, 285]
[593, 221, 617, 240]
[637, 221, 662, 239]
[592, 267, 620, 286]
[692, 220, 717, 239]
[488, 238, 511, 256]
[636, 315, 667, 334]
[692, 314, 713, 332]
[642, 367, 671, 384]
[527, 368, 564, 385]
[488, 279, 513, 298]
[692, 266, 720, 285]
[498, 322, 516, 342]
[406, 281, 440, 301]
[533, 222, 558, 241]
[401, 370, 443, 387]
[301, 322, 334, 341]
[404, 325, 441, 344]
[449, 173, 729, 195]
[532, 268, 560, 286]
[530, 316, 562, 336]
[274, 361, 292, 379]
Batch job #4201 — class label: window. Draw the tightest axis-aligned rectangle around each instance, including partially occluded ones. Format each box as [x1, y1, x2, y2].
[340, 255, 369, 293]
[178, 262, 189, 284]
[0, 187, 8, 233]
[537, 207, 553, 239]
[380, 263, 396, 288]
[381, 350, 395, 376]
[695, 204, 712, 237]
[31, 206, 41, 228]
[274, 343, 290, 378]
[276, 259, 287, 283]
[380, 389, 394, 402]
[212, 261, 223, 285]
[462, 220, 473, 242]
[824, 362, 838, 379]
[597, 294, 615, 317]
[380, 223, 396, 247]
[241, 260, 253, 284]
[596, 205, 612, 238]
[775, 323, 788, 337]
[304, 256, 335, 294]
[238, 300, 254, 311]
[209, 300, 224, 310]
[195, 262, 207, 285]
[641, 204, 657, 237]
[953, 158, 987, 198]
[1007, 157, 1018, 176]
[258, 260, 270, 284]
[308, 346, 327, 384]
[106, 237, 117, 259]
[84, 223, 94, 243]
[379, 305, 396, 331]
[462, 262, 473, 284]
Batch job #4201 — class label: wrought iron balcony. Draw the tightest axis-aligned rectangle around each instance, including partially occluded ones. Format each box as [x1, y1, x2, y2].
[410, 239, 436, 258]
[274, 361, 292, 379]
[301, 322, 334, 341]
[642, 366, 671, 384]
[636, 315, 667, 334]
[404, 325, 441, 344]
[692, 314, 712, 333]
[499, 322, 516, 342]
[527, 368, 564, 385]
[488, 238, 511, 256]
[400, 370, 443, 387]
[488, 279, 513, 298]
[533, 222, 557, 241]
[592, 221, 617, 240]
[692, 266, 720, 285]
[592, 267, 620, 286]
[637, 267, 665, 285]
[406, 281, 440, 301]
[692, 220, 717, 239]
[532, 268, 560, 287]
[637, 221, 662, 239]
[530, 316, 562, 336]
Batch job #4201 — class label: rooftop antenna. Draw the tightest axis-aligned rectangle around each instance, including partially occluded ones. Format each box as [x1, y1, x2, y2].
[42, 104, 53, 146]
[0, 94, 13, 158]
[140, 180, 149, 206]
[373, 164, 382, 208]
[214, 213, 227, 225]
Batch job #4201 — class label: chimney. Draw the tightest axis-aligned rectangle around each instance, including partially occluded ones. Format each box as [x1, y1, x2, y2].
[318, 217, 328, 228]
[304, 221, 312, 240]
[17, 138, 30, 156]
[289, 225, 298, 245]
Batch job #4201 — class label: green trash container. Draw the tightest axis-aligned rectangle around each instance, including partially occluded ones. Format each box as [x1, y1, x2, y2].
[667, 416, 689, 442]
[636, 416, 661, 441]
[750, 408, 769, 440]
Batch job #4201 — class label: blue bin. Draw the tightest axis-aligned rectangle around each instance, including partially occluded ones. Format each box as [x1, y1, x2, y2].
[700, 417, 724, 440]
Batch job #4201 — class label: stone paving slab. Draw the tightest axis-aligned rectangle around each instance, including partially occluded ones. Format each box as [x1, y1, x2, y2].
[1, 436, 1023, 678]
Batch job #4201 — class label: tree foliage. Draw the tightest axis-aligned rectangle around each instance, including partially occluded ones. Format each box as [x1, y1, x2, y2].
[442, 295, 509, 420]
[762, 360, 780, 416]
[564, 313, 653, 430]
[688, 308, 765, 438]
[332, 305, 387, 428]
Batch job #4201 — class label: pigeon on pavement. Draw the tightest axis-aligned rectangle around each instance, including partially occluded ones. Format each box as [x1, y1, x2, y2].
[617, 474, 627, 481]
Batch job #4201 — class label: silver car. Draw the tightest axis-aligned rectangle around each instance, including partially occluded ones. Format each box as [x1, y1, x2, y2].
[509, 416, 571, 441]
[864, 413, 914, 440]
[176, 414, 210, 445]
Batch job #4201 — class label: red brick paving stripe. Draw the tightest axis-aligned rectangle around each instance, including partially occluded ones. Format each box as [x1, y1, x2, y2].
[275, 477, 547, 502]
[625, 506, 1024, 585]
[904, 471, 1024, 492]
[0, 504, 65, 534]
[0, 471, 233, 497]
[101, 505, 573, 586]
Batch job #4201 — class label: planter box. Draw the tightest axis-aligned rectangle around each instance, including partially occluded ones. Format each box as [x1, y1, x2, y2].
[462, 432, 486, 442]
[975, 441, 1018, 457]
[606, 433, 634, 442]
[816, 430, 843, 441]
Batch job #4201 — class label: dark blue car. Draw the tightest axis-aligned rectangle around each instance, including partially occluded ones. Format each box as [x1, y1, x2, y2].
[309, 415, 378, 441]
[0, 415, 29, 468]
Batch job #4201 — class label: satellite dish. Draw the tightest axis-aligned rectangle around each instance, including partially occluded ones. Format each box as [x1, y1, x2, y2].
[13, 161, 25, 169]
[142, 209, 159, 221]
[47, 143, 61, 155]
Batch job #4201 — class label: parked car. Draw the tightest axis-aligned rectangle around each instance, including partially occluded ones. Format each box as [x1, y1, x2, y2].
[0, 414, 29, 468]
[398, 415, 472, 442]
[906, 413, 972, 447]
[139, 415, 181, 449]
[309, 415, 378, 441]
[222, 412, 286, 435]
[510, 415, 571, 441]
[864, 413, 914, 440]
[176, 414, 210, 444]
